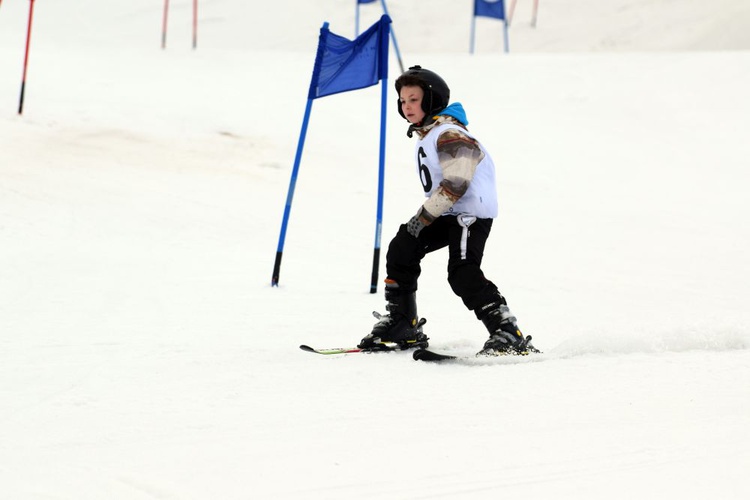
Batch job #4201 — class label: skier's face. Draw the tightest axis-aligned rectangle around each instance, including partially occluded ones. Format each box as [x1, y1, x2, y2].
[399, 85, 426, 125]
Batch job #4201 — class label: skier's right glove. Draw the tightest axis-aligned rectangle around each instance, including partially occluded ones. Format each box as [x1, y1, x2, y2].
[406, 207, 433, 238]
[406, 215, 425, 238]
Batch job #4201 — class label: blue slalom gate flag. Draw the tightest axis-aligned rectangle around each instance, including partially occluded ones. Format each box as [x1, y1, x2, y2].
[475, 0, 506, 20]
[471, 0, 509, 53]
[273, 16, 392, 291]
[309, 15, 390, 99]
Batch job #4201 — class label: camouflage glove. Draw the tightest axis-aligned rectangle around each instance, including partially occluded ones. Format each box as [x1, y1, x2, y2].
[406, 207, 433, 238]
[406, 215, 425, 238]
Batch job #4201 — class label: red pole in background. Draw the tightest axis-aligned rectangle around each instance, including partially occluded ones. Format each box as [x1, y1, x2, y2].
[507, 0, 518, 26]
[161, 0, 169, 49]
[192, 0, 198, 49]
[507, 0, 539, 28]
[18, 0, 36, 115]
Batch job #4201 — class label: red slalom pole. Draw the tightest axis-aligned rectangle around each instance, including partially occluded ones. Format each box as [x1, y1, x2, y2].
[161, 0, 169, 49]
[507, 0, 518, 26]
[192, 0, 198, 49]
[18, 0, 36, 115]
[531, 0, 539, 28]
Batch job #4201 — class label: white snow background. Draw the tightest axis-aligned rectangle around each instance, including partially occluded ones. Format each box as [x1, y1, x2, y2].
[1, 0, 749, 498]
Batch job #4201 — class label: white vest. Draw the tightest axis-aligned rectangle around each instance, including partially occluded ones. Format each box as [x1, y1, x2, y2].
[414, 123, 498, 219]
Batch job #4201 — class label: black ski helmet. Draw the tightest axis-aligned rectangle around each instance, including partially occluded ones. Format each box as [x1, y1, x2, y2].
[395, 65, 450, 122]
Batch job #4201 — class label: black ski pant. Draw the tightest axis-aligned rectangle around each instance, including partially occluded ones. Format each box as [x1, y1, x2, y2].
[385, 214, 500, 316]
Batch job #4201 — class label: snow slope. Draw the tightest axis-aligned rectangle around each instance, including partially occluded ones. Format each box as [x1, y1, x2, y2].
[1, 1, 749, 499]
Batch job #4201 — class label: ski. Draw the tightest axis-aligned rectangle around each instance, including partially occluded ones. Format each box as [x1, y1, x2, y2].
[299, 341, 420, 356]
[299, 345, 365, 355]
[413, 344, 542, 362]
[301, 315, 429, 356]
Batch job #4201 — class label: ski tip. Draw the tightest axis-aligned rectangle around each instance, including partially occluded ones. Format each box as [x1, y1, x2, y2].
[299, 345, 315, 353]
[413, 348, 457, 362]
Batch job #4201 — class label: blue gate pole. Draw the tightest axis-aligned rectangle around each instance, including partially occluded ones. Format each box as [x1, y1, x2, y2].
[503, 19, 509, 53]
[470, 11, 477, 54]
[355, 2, 361, 36]
[379, 0, 404, 73]
[370, 76, 388, 293]
[272, 98, 314, 287]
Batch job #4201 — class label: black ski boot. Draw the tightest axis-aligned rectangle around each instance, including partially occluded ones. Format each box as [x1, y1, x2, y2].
[476, 294, 536, 355]
[358, 280, 429, 350]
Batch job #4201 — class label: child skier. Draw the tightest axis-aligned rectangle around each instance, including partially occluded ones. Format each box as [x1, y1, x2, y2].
[358, 65, 536, 355]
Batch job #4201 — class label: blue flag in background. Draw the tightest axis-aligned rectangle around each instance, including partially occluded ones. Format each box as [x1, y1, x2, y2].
[475, 0, 506, 20]
[308, 15, 391, 99]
